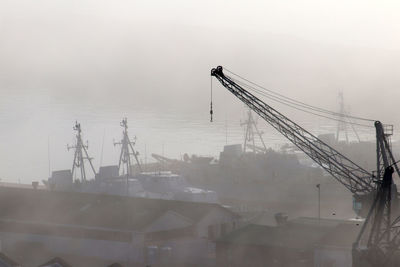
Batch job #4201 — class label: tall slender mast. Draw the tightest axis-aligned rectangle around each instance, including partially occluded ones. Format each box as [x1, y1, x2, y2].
[241, 109, 268, 153]
[114, 118, 142, 177]
[336, 91, 361, 143]
[336, 92, 349, 143]
[67, 121, 96, 182]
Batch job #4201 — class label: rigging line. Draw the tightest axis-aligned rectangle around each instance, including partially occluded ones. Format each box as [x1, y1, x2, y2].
[225, 68, 342, 115]
[225, 68, 353, 118]
[231, 77, 355, 118]
[100, 128, 106, 167]
[225, 75, 373, 128]
[230, 71, 374, 123]
[228, 76, 369, 127]
[224, 68, 376, 122]
[247, 87, 374, 128]
[240, 83, 374, 128]
[210, 76, 213, 122]
[48, 136, 51, 177]
[230, 73, 366, 121]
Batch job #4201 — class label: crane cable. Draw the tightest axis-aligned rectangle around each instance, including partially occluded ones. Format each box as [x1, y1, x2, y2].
[210, 76, 213, 122]
[224, 67, 376, 123]
[225, 67, 365, 120]
[230, 77, 374, 128]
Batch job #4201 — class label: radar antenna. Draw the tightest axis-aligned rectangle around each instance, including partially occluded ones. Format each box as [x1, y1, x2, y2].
[114, 118, 142, 176]
[67, 121, 96, 182]
[241, 109, 268, 153]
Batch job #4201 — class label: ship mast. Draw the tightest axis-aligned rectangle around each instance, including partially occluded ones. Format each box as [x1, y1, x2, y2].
[114, 118, 142, 177]
[240, 109, 267, 153]
[336, 91, 361, 143]
[67, 121, 96, 182]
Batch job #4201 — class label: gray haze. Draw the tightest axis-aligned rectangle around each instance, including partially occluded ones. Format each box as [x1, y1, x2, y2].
[1, 0, 400, 182]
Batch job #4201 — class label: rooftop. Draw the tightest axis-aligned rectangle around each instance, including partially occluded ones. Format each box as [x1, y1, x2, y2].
[218, 217, 362, 250]
[0, 186, 238, 232]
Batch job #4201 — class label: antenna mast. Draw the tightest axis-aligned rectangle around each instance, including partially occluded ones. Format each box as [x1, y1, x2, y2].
[240, 109, 267, 153]
[336, 92, 361, 143]
[67, 121, 96, 182]
[114, 118, 142, 176]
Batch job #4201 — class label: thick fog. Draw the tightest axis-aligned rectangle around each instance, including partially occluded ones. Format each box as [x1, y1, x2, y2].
[2, 1, 400, 266]
[1, 0, 400, 180]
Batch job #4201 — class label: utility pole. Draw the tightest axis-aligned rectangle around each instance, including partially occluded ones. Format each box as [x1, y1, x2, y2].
[316, 184, 321, 224]
[225, 117, 228, 145]
[144, 144, 147, 172]
[48, 136, 51, 177]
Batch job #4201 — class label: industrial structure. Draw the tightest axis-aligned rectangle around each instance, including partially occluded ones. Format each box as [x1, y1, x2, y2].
[240, 109, 267, 153]
[0, 186, 237, 266]
[67, 121, 96, 182]
[336, 92, 361, 143]
[113, 117, 142, 176]
[44, 118, 219, 204]
[211, 66, 400, 266]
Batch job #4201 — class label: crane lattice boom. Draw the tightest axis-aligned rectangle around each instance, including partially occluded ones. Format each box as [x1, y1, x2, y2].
[211, 66, 374, 194]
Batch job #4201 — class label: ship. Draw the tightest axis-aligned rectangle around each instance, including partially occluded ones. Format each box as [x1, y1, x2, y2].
[44, 119, 219, 204]
[139, 108, 384, 219]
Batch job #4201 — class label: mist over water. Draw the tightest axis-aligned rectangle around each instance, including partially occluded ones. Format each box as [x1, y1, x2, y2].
[2, 2, 400, 266]
[2, 1, 400, 186]
[0, 87, 378, 183]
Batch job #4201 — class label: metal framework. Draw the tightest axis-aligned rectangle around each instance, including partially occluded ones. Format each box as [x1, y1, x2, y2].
[211, 66, 400, 265]
[68, 121, 96, 182]
[353, 122, 400, 267]
[241, 109, 268, 153]
[114, 118, 142, 176]
[336, 92, 361, 143]
[211, 66, 374, 194]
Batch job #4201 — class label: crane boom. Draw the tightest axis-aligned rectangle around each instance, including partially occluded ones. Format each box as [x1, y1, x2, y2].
[353, 121, 400, 267]
[211, 66, 374, 194]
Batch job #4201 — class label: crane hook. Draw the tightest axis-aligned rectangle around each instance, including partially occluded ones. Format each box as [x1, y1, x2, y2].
[210, 102, 213, 122]
[210, 76, 214, 122]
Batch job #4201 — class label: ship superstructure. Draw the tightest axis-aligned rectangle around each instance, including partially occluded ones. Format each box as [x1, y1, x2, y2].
[45, 119, 218, 203]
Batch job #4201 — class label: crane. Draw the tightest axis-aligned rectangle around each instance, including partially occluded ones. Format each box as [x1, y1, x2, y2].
[353, 122, 400, 266]
[211, 66, 400, 265]
[211, 66, 373, 197]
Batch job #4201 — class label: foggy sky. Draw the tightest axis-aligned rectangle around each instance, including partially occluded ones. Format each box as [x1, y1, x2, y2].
[1, 0, 400, 182]
[1, 0, 400, 115]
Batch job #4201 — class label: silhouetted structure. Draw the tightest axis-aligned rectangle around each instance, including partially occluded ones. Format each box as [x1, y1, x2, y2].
[39, 257, 72, 267]
[0, 186, 239, 266]
[217, 217, 360, 267]
[0, 252, 21, 267]
[67, 121, 96, 182]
